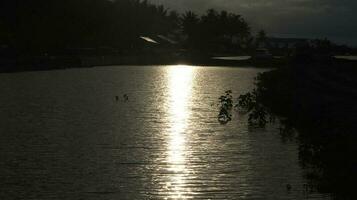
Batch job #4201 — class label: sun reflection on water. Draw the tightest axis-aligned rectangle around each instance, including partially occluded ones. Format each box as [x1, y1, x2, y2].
[165, 65, 194, 199]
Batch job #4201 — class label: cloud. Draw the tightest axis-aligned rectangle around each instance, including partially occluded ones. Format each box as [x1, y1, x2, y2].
[149, 0, 357, 44]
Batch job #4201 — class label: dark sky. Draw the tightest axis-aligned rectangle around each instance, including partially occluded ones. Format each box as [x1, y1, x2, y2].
[150, 0, 357, 45]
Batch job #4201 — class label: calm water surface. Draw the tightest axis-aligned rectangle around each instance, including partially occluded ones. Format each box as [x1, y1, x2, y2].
[0, 65, 331, 199]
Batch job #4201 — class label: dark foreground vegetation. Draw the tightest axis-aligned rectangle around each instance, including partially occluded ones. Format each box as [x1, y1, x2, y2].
[236, 44, 357, 199]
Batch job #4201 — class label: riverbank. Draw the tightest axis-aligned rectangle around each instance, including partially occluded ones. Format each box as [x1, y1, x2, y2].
[0, 54, 285, 73]
[250, 58, 357, 199]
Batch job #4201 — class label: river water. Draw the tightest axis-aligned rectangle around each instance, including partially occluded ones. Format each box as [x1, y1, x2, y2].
[0, 65, 331, 199]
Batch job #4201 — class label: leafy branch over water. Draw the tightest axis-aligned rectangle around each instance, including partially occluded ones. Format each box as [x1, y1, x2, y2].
[236, 89, 275, 127]
[218, 90, 233, 124]
[218, 86, 274, 127]
[218, 85, 274, 127]
[219, 78, 275, 127]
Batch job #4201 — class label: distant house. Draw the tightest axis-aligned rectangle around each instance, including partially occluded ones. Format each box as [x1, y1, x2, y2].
[138, 35, 179, 54]
[139, 36, 159, 44]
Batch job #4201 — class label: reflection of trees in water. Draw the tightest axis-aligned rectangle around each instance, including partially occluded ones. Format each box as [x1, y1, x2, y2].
[297, 124, 356, 199]
[235, 64, 357, 199]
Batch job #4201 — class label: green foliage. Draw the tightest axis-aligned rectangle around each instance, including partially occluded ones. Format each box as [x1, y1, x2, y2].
[237, 92, 255, 112]
[237, 90, 273, 127]
[218, 90, 233, 124]
[181, 9, 251, 51]
[248, 104, 269, 127]
[181, 11, 200, 46]
[218, 89, 275, 127]
[235, 72, 282, 127]
[6, 0, 179, 53]
[2, 1, 254, 54]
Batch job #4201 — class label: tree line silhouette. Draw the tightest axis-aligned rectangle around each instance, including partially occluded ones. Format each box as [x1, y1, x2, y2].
[181, 9, 251, 52]
[0, 0, 252, 55]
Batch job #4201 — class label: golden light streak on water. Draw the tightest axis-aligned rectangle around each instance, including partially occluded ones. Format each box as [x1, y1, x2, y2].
[165, 65, 194, 199]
